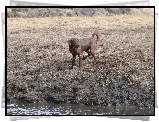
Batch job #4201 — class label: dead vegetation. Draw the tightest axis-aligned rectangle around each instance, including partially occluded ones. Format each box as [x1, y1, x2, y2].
[7, 14, 154, 107]
[7, 8, 154, 18]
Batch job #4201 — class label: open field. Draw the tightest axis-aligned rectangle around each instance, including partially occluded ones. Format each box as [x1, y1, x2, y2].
[7, 14, 154, 107]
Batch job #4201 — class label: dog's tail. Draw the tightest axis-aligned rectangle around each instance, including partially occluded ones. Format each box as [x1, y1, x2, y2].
[92, 33, 100, 42]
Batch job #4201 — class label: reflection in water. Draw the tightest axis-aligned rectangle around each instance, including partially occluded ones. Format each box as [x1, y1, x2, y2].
[7, 100, 154, 115]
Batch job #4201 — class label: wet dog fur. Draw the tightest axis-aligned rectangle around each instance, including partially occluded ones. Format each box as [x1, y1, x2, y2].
[68, 33, 100, 69]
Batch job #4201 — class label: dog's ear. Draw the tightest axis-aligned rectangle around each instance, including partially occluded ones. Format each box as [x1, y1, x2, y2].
[67, 40, 71, 45]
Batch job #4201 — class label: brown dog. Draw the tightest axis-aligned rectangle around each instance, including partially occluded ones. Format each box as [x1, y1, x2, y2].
[68, 33, 99, 69]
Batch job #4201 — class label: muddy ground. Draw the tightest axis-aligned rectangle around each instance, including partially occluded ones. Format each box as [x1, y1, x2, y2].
[7, 14, 154, 107]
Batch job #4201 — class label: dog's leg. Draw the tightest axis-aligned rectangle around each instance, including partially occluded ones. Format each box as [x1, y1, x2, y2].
[78, 54, 82, 68]
[72, 54, 76, 69]
[91, 52, 97, 65]
[90, 46, 97, 65]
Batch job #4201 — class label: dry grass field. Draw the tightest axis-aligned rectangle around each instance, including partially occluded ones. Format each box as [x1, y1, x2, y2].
[7, 14, 154, 107]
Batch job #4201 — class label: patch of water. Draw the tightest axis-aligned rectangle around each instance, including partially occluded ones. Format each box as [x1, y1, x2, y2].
[7, 100, 154, 115]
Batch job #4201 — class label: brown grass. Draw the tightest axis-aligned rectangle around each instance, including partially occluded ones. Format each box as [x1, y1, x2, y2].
[8, 15, 153, 30]
[7, 15, 154, 104]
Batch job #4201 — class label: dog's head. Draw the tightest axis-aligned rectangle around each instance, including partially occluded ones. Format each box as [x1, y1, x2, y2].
[68, 38, 81, 54]
[68, 38, 79, 48]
